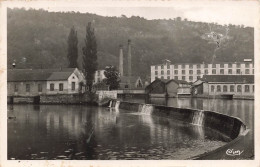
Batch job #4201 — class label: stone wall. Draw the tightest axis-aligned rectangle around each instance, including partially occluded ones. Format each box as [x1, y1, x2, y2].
[40, 93, 93, 104]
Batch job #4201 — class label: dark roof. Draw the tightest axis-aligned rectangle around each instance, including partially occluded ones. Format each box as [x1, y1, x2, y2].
[47, 72, 73, 81]
[120, 76, 141, 83]
[159, 79, 189, 84]
[202, 75, 254, 83]
[7, 68, 76, 82]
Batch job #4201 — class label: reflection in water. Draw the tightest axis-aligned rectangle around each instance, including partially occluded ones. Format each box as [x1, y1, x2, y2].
[8, 104, 227, 160]
[121, 97, 254, 158]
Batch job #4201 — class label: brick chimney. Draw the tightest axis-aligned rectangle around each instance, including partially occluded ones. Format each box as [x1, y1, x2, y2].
[127, 39, 132, 77]
[119, 44, 124, 77]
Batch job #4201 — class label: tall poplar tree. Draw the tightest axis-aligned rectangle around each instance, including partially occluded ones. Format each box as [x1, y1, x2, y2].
[82, 22, 98, 91]
[67, 26, 78, 68]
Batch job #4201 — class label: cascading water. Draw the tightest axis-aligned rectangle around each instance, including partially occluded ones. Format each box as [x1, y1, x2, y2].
[192, 111, 204, 126]
[139, 104, 154, 115]
[108, 100, 112, 108]
[115, 101, 120, 110]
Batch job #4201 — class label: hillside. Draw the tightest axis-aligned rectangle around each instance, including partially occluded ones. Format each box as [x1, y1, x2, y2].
[7, 8, 254, 78]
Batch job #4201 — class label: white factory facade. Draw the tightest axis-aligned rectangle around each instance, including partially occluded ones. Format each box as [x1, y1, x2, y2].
[151, 59, 254, 83]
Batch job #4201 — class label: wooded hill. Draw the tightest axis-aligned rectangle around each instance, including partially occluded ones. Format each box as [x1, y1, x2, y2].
[7, 8, 254, 79]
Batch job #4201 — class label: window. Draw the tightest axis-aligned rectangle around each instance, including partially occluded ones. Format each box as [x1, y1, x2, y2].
[189, 76, 193, 81]
[197, 70, 201, 74]
[189, 70, 193, 74]
[137, 80, 142, 88]
[245, 85, 250, 92]
[228, 63, 232, 68]
[236, 69, 241, 74]
[245, 63, 249, 68]
[72, 82, 75, 90]
[26, 84, 30, 92]
[223, 85, 227, 92]
[161, 65, 164, 69]
[228, 69, 232, 74]
[174, 65, 178, 69]
[230, 85, 234, 92]
[220, 69, 224, 74]
[167, 65, 170, 69]
[167, 76, 170, 79]
[125, 85, 129, 88]
[237, 63, 241, 68]
[197, 64, 200, 68]
[237, 85, 241, 92]
[245, 69, 250, 74]
[14, 84, 18, 92]
[253, 69, 254, 74]
[189, 64, 193, 69]
[38, 84, 42, 92]
[204, 64, 208, 68]
[59, 83, 63, 91]
[197, 76, 200, 80]
[182, 76, 185, 80]
[174, 76, 178, 80]
[217, 85, 221, 92]
[212, 64, 216, 68]
[174, 70, 178, 74]
[253, 85, 254, 92]
[182, 64, 185, 69]
[220, 64, 224, 68]
[211, 85, 215, 92]
[167, 70, 170, 75]
[182, 70, 185, 74]
[155, 66, 158, 70]
[161, 71, 164, 75]
[205, 70, 208, 74]
[212, 69, 216, 74]
[50, 83, 54, 91]
[155, 71, 158, 75]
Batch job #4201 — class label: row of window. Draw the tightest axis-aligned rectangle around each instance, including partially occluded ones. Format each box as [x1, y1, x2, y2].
[211, 85, 254, 93]
[155, 63, 253, 70]
[155, 69, 253, 75]
[14, 84, 42, 93]
[155, 76, 199, 81]
[14, 82, 76, 92]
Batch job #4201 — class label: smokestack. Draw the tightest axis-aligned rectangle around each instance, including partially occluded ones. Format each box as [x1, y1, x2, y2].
[127, 39, 132, 77]
[119, 45, 123, 77]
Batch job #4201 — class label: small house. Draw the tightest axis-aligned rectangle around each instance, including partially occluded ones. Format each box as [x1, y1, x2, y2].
[145, 79, 191, 98]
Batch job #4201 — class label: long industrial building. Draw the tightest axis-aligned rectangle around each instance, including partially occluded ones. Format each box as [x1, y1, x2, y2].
[150, 59, 254, 82]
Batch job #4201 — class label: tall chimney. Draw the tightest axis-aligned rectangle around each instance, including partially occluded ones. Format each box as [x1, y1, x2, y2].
[119, 45, 124, 77]
[127, 39, 132, 77]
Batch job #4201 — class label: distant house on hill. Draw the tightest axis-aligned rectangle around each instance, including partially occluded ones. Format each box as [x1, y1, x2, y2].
[7, 68, 85, 96]
[145, 79, 191, 98]
[119, 76, 144, 90]
[192, 75, 254, 99]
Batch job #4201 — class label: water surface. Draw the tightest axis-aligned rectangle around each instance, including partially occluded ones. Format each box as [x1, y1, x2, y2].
[8, 104, 228, 160]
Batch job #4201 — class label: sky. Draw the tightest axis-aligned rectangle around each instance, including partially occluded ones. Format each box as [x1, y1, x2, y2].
[8, 1, 259, 27]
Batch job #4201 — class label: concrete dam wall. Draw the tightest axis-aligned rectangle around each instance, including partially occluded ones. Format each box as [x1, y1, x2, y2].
[109, 100, 247, 142]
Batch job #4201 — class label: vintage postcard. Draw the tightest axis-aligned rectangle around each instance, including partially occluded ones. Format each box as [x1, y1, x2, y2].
[0, 0, 259, 167]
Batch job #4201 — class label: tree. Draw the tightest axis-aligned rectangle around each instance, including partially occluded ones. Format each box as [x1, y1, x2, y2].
[82, 22, 98, 91]
[67, 26, 78, 68]
[104, 65, 120, 90]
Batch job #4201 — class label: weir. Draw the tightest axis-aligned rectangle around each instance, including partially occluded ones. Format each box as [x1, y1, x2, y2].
[108, 100, 247, 140]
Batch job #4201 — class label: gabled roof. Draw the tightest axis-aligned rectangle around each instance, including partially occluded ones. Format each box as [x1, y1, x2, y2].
[159, 78, 189, 85]
[202, 75, 254, 83]
[7, 68, 77, 82]
[120, 76, 141, 83]
[47, 72, 74, 81]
